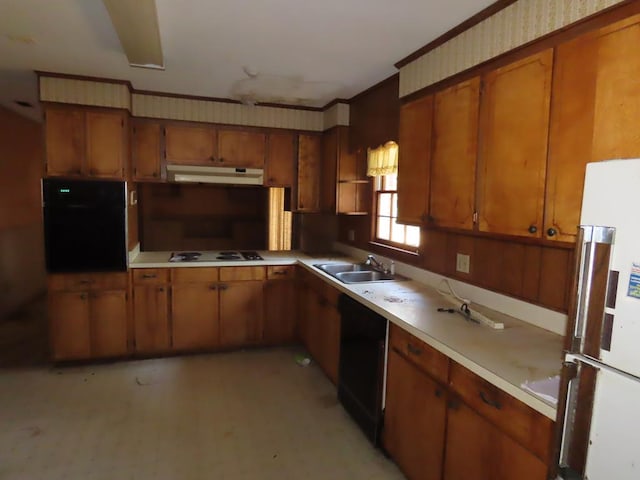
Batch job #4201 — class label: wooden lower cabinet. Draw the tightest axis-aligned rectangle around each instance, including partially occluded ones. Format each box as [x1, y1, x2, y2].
[48, 273, 128, 361]
[49, 290, 91, 361]
[384, 349, 447, 480]
[443, 399, 548, 480]
[171, 283, 219, 351]
[132, 284, 170, 354]
[317, 298, 341, 384]
[264, 279, 297, 344]
[90, 290, 128, 358]
[384, 327, 551, 480]
[219, 281, 264, 347]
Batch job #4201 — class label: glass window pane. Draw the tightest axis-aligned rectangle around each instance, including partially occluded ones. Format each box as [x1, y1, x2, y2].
[386, 173, 397, 191]
[377, 216, 391, 240]
[391, 220, 405, 244]
[379, 193, 392, 216]
[391, 193, 398, 218]
[406, 225, 420, 247]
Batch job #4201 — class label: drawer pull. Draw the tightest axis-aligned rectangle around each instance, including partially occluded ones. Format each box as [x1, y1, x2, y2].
[273, 270, 287, 275]
[435, 388, 443, 398]
[142, 273, 157, 279]
[479, 391, 501, 410]
[209, 285, 217, 290]
[219, 284, 228, 291]
[78, 279, 92, 284]
[407, 343, 422, 356]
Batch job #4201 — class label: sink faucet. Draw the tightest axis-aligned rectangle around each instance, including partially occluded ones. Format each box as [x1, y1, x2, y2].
[365, 254, 387, 273]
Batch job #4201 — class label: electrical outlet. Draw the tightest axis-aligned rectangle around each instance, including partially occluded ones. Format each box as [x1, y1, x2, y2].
[456, 253, 470, 274]
[348, 229, 355, 242]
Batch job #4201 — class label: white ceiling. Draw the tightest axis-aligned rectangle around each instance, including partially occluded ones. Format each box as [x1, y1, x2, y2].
[0, 0, 495, 121]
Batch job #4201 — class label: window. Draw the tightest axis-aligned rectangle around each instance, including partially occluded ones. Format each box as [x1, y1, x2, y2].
[374, 173, 420, 249]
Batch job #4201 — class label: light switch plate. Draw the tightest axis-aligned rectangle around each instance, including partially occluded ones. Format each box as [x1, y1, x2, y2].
[456, 253, 470, 274]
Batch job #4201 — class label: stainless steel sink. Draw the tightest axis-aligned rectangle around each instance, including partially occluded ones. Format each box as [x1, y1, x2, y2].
[313, 263, 375, 275]
[313, 263, 400, 284]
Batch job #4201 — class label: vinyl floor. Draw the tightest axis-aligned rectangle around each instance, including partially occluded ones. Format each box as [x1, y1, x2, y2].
[0, 303, 403, 480]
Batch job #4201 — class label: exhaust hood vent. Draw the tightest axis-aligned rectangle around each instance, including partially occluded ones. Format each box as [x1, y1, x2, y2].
[166, 165, 264, 186]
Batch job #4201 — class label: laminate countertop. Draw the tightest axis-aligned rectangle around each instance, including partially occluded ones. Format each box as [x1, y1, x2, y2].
[130, 250, 563, 419]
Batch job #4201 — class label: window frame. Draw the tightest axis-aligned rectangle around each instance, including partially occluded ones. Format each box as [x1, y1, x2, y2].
[371, 174, 420, 253]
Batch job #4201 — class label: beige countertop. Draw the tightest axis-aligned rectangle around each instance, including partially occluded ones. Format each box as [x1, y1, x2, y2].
[130, 249, 563, 419]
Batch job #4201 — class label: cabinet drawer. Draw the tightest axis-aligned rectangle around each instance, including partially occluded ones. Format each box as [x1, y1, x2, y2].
[171, 267, 219, 283]
[389, 324, 449, 383]
[48, 273, 127, 291]
[132, 269, 169, 285]
[267, 265, 295, 280]
[220, 266, 266, 281]
[448, 362, 553, 463]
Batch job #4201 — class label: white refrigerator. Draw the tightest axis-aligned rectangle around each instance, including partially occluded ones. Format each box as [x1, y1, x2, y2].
[558, 159, 640, 479]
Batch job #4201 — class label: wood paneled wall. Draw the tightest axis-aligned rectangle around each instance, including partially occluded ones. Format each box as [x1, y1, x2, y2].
[349, 75, 400, 152]
[139, 183, 268, 251]
[339, 70, 574, 313]
[0, 106, 46, 318]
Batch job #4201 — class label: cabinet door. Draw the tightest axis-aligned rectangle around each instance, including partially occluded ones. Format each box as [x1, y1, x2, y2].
[91, 290, 128, 358]
[296, 282, 312, 347]
[48, 290, 91, 360]
[44, 107, 85, 177]
[132, 121, 163, 181]
[443, 400, 548, 480]
[321, 128, 338, 213]
[217, 130, 266, 168]
[171, 283, 219, 350]
[546, 16, 640, 242]
[264, 279, 297, 345]
[397, 95, 433, 225]
[165, 124, 216, 165]
[86, 110, 126, 178]
[477, 50, 552, 237]
[430, 77, 480, 230]
[296, 134, 321, 212]
[318, 301, 341, 385]
[133, 285, 170, 354]
[219, 281, 264, 347]
[384, 349, 446, 480]
[265, 132, 296, 186]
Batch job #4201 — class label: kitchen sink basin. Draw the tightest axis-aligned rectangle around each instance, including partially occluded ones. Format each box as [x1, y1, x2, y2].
[313, 263, 401, 284]
[313, 263, 375, 275]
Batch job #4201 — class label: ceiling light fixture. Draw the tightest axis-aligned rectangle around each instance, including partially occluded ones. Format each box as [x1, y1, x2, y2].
[102, 0, 164, 70]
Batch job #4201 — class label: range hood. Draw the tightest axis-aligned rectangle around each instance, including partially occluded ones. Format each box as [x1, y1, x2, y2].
[166, 165, 264, 186]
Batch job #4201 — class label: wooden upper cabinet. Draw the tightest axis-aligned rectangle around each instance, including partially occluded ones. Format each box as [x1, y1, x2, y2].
[265, 131, 296, 186]
[85, 110, 126, 178]
[321, 128, 339, 213]
[546, 16, 640, 242]
[165, 124, 217, 165]
[477, 49, 553, 238]
[217, 129, 266, 168]
[296, 134, 322, 212]
[132, 121, 163, 181]
[430, 77, 481, 230]
[45, 107, 85, 177]
[44, 106, 127, 179]
[397, 95, 434, 226]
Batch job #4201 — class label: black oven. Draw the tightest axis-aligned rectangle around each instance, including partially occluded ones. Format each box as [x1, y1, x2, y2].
[337, 294, 388, 446]
[43, 178, 127, 273]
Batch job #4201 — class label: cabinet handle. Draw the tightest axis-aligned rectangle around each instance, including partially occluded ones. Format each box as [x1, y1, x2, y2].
[448, 398, 460, 410]
[407, 343, 422, 356]
[219, 284, 228, 291]
[479, 391, 502, 410]
[210, 156, 216, 162]
[79, 279, 92, 284]
[142, 273, 157, 279]
[528, 225, 538, 234]
[152, 172, 158, 177]
[80, 293, 88, 300]
[209, 284, 217, 290]
[219, 157, 224, 163]
[435, 388, 443, 398]
[547, 227, 557, 237]
[273, 270, 287, 275]
[157, 287, 164, 292]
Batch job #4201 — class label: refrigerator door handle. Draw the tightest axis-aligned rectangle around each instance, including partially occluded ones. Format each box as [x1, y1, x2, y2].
[570, 226, 615, 353]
